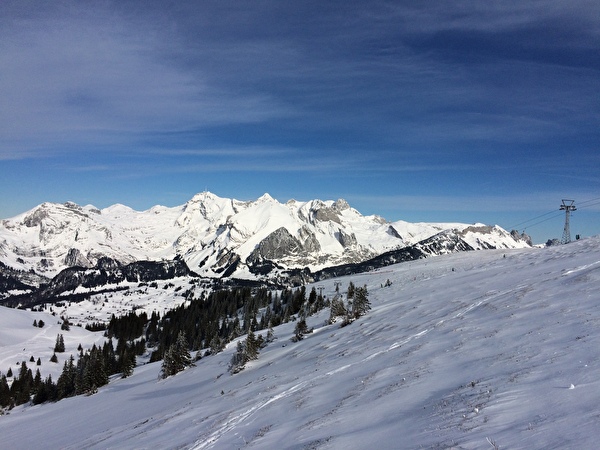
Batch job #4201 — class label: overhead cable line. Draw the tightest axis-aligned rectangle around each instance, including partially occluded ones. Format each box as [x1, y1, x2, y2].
[508, 195, 599, 233]
[578, 196, 600, 207]
[521, 212, 563, 231]
[509, 210, 557, 229]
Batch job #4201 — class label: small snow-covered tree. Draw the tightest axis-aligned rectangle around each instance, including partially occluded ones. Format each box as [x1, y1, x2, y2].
[229, 341, 247, 374]
[352, 285, 370, 319]
[292, 319, 311, 342]
[266, 324, 276, 343]
[329, 295, 347, 324]
[229, 331, 262, 374]
[160, 331, 191, 378]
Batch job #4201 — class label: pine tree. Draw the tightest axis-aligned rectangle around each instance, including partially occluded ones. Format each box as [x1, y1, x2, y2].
[266, 324, 275, 343]
[229, 341, 247, 374]
[329, 295, 347, 324]
[292, 319, 311, 342]
[347, 281, 355, 299]
[32, 379, 48, 405]
[54, 334, 65, 353]
[160, 331, 191, 378]
[33, 369, 42, 394]
[121, 348, 135, 378]
[61, 319, 70, 331]
[13, 361, 33, 405]
[0, 375, 11, 408]
[245, 330, 259, 361]
[352, 285, 371, 319]
[56, 355, 76, 399]
[208, 334, 225, 355]
[172, 331, 191, 373]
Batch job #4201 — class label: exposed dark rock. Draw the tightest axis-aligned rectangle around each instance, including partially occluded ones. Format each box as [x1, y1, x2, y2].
[387, 225, 402, 240]
[23, 206, 50, 228]
[511, 229, 532, 246]
[313, 205, 342, 224]
[64, 248, 92, 268]
[414, 230, 476, 254]
[247, 227, 303, 264]
[335, 229, 357, 248]
[298, 226, 321, 253]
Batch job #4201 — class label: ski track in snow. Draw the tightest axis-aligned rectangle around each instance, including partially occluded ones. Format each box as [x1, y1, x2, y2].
[192, 381, 309, 450]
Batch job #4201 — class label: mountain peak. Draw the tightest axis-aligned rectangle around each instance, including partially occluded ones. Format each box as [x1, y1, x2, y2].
[256, 193, 276, 203]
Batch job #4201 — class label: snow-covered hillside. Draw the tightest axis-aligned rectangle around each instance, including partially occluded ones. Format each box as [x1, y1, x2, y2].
[1, 236, 598, 449]
[0, 192, 530, 283]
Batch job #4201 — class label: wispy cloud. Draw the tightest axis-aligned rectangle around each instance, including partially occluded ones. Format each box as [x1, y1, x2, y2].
[0, 3, 293, 159]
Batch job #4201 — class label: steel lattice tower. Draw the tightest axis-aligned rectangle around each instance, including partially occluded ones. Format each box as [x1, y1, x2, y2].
[560, 199, 576, 244]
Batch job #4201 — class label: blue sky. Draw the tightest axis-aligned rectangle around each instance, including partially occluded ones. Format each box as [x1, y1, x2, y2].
[1, 1, 599, 244]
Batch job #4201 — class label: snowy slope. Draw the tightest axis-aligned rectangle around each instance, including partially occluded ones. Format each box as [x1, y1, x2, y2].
[0, 192, 530, 283]
[0, 306, 107, 382]
[0, 237, 599, 449]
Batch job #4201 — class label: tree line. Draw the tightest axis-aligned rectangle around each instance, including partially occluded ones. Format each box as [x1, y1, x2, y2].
[1, 280, 370, 410]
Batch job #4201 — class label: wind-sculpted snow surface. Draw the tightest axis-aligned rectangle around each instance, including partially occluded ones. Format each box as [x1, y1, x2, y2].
[0, 192, 530, 285]
[0, 237, 599, 449]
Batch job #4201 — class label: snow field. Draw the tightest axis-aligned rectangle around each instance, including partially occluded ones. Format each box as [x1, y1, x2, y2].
[0, 238, 599, 448]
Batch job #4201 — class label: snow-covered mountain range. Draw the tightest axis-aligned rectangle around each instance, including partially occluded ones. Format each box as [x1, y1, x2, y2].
[0, 192, 530, 293]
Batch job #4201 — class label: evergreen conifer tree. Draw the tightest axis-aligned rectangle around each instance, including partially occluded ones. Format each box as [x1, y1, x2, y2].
[56, 355, 76, 399]
[245, 330, 259, 361]
[229, 341, 247, 374]
[329, 295, 347, 324]
[292, 319, 310, 341]
[121, 348, 135, 378]
[0, 375, 11, 408]
[33, 369, 42, 394]
[352, 285, 371, 319]
[54, 334, 65, 353]
[347, 281, 355, 299]
[160, 331, 191, 378]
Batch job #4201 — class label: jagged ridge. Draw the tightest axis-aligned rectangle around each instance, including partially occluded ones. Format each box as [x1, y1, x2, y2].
[0, 192, 531, 290]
